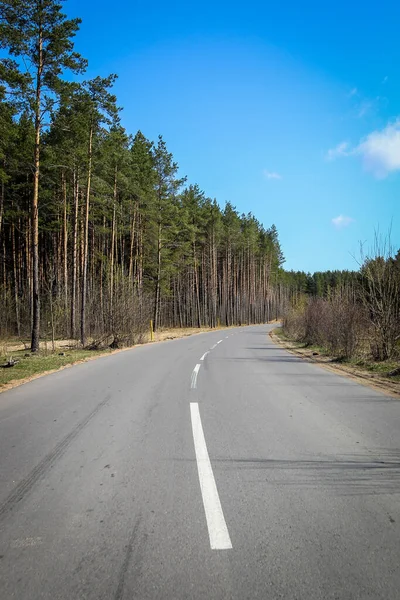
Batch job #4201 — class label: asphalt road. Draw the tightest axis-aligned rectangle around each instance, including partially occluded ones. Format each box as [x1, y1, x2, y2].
[0, 325, 399, 599]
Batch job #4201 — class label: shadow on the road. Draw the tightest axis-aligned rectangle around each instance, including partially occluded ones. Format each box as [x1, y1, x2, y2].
[239, 330, 272, 334]
[334, 395, 400, 403]
[213, 452, 400, 496]
[217, 355, 303, 363]
[245, 346, 290, 350]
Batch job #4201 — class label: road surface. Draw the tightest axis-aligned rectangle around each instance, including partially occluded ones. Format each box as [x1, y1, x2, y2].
[0, 325, 399, 599]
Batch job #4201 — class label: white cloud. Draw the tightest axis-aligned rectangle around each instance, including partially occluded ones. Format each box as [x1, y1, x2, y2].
[326, 118, 400, 179]
[326, 141, 350, 161]
[263, 170, 282, 180]
[382, 76, 388, 84]
[356, 119, 400, 178]
[349, 87, 358, 97]
[332, 215, 354, 228]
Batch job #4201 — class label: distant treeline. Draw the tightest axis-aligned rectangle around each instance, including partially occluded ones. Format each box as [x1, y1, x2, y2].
[280, 269, 361, 298]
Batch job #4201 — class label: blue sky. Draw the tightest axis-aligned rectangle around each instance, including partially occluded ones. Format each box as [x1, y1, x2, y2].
[66, 0, 400, 272]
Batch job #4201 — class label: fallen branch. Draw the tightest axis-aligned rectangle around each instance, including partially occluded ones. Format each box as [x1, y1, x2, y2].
[1, 359, 19, 368]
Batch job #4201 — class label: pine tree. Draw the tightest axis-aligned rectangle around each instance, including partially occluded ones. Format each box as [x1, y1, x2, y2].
[76, 76, 119, 346]
[0, 0, 87, 350]
[151, 136, 186, 331]
[180, 184, 207, 327]
[129, 131, 156, 301]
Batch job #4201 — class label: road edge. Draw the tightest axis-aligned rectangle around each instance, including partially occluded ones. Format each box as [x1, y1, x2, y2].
[269, 329, 400, 399]
[0, 326, 237, 395]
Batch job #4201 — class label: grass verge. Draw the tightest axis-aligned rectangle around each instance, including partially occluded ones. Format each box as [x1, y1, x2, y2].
[0, 347, 111, 391]
[270, 327, 400, 398]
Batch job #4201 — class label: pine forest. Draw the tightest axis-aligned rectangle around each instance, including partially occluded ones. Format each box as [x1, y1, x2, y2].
[0, 0, 286, 349]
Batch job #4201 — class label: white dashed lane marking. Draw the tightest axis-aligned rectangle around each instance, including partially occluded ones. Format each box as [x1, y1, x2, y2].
[190, 403, 232, 550]
[191, 364, 201, 389]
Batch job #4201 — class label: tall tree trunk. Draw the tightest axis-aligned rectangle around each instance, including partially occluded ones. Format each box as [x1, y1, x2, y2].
[18, 217, 23, 297]
[100, 215, 105, 319]
[153, 222, 162, 332]
[0, 163, 4, 240]
[62, 171, 68, 317]
[11, 220, 20, 337]
[71, 169, 79, 338]
[81, 123, 93, 346]
[90, 223, 95, 322]
[193, 241, 201, 328]
[128, 203, 137, 285]
[2, 237, 6, 304]
[31, 28, 43, 352]
[0, 172, 5, 309]
[136, 215, 143, 314]
[26, 215, 32, 324]
[110, 165, 117, 311]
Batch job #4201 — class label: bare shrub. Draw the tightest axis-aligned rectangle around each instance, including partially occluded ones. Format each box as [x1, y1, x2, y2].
[303, 297, 329, 347]
[284, 292, 368, 360]
[85, 275, 153, 349]
[323, 294, 367, 359]
[283, 233, 399, 364]
[358, 236, 400, 360]
[283, 296, 307, 341]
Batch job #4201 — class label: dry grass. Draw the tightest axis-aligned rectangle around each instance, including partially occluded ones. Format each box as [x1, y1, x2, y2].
[1, 338, 79, 354]
[150, 326, 222, 343]
[0, 347, 111, 393]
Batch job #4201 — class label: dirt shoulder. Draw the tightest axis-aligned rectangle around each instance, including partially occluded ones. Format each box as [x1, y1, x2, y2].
[269, 328, 400, 399]
[0, 326, 233, 394]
